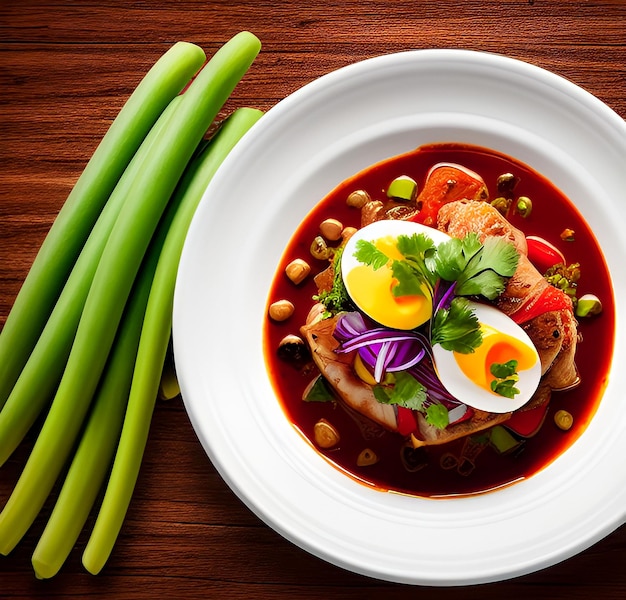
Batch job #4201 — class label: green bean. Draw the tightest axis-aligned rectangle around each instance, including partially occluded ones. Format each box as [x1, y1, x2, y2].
[0, 42, 206, 409]
[82, 106, 264, 575]
[0, 32, 261, 556]
[0, 96, 181, 467]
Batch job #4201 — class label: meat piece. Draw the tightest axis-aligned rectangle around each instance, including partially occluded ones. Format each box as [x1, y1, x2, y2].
[300, 306, 399, 432]
[437, 198, 527, 255]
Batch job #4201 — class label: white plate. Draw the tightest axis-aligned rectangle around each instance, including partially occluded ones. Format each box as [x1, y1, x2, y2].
[173, 50, 626, 586]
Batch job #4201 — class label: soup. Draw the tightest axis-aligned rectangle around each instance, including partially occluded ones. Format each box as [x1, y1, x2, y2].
[264, 143, 614, 497]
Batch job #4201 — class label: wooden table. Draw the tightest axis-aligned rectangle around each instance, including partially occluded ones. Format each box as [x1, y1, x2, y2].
[2, 1, 625, 598]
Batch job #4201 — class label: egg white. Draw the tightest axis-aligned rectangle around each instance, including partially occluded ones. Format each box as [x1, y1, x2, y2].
[341, 219, 451, 322]
[432, 301, 541, 413]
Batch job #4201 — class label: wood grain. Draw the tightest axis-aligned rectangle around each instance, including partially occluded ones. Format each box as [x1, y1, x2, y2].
[1, 1, 625, 598]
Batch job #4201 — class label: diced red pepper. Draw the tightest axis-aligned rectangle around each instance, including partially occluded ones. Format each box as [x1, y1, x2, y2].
[526, 235, 566, 273]
[504, 399, 550, 438]
[396, 406, 418, 436]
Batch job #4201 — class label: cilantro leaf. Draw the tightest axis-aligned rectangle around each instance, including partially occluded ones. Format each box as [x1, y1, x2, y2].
[489, 360, 520, 398]
[431, 297, 482, 353]
[490, 359, 518, 379]
[353, 239, 389, 270]
[396, 233, 436, 263]
[390, 260, 426, 297]
[373, 371, 427, 411]
[425, 403, 449, 429]
[490, 378, 520, 399]
[456, 236, 519, 300]
[432, 237, 465, 280]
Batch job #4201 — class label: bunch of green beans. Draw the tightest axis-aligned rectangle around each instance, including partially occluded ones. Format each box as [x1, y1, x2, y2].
[0, 31, 262, 578]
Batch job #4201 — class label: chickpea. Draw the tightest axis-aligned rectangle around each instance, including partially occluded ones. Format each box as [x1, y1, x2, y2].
[346, 189, 370, 208]
[341, 226, 357, 242]
[319, 218, 343, 241]
[268, 299, 295, 322]
[285, 258, 311, 284]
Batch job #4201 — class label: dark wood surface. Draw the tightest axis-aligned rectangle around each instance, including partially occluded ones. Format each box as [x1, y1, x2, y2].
[1, 1, 625, 598]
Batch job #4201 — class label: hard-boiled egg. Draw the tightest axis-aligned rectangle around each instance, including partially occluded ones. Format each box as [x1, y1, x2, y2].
[432, 301, 541, 413]
[341, 219, 449, 330]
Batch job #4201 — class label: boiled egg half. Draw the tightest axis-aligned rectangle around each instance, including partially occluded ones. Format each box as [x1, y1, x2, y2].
[432, 301, 541, 413]
[341, 219, 450, 330]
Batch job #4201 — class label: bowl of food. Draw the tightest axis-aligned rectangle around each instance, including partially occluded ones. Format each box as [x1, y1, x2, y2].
[173, 49, 626, 585]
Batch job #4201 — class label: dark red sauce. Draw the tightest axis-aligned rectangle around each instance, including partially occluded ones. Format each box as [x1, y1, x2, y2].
[264, 143, 615, 497]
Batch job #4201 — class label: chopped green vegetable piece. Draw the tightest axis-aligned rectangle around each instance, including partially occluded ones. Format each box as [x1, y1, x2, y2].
[575, 293, 602, 317]
[489, 426, 522, 454]
[386, 175, 417, 202]
[303, 375, 335, 402]
[431, 297, 483, 353]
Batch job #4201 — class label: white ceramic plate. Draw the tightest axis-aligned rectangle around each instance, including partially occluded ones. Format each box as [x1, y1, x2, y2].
[173, 50, 626, 586]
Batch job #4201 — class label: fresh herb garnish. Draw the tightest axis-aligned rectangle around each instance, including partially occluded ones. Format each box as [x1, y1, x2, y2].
[425, 403, 449, 429]
[434, 233, 519, 299]
[431, 297, 482, 353]
[373, 371, 427, 411]
[489, 359, 520, 398]
[314, 247, 352, 317]
[353, 239, 389, 270]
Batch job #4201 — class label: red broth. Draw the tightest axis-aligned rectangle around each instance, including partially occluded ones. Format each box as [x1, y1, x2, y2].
[263, 143, 615, 497]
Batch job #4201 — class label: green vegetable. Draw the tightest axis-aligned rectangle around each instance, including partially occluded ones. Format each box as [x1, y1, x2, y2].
[489, 425, 522, 454]
[354, 238, 391, 270]
[82, 106, 263, 576]
[387, 175, 417, 202]
[490, 360, 520, 398]
[0, 42, 206, 410]
[431, 297, 482, 353]
[0, 32, 261, 557]
[575, 293, 603, 317]
[303, 375, 335, 402]
[313, 247, 353, 317]
[425, 403, 449, 429]
[434, 233, 519, 299]
[0, 96, 182, 467]
[373, 371, 427, 411]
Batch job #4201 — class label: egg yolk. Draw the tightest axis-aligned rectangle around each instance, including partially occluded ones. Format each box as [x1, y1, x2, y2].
[453, 323, 537, 394]
[346, 235, 432, 330]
